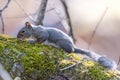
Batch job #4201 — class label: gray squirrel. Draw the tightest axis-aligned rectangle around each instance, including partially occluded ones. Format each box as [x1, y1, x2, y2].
[17, 22, 117, 69]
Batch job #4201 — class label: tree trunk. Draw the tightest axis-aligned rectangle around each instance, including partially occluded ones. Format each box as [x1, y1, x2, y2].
[35, 0, 48, 25]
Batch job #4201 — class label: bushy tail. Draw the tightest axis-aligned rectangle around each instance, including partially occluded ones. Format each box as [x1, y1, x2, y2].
[74, 48, 117, 69]
[74, 48, 88, 54]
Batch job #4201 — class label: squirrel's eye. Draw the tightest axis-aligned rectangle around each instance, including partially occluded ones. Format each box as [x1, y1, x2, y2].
[21, 31, 25, 33]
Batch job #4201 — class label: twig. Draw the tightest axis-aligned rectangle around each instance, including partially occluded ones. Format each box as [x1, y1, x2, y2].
[87, 7, 109, 49]
[1, 0, 11, 11]
[60, 59, 87, 71]
[46, 8, 54, 13]
[0, 14, 4, 34]
[60, 0, 75, 42]
[35, 0, 48, 25]
[117, 56, 120, 65]
[0, 0, 11, 34]
[117, 56, 120, 70]
[59, 74, 69, 80]
[14, 0, 35, 22]
[4, 8, 54, 19]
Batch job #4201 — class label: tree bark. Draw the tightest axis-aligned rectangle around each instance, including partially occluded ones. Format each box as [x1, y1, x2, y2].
[35, 0, 48, 25]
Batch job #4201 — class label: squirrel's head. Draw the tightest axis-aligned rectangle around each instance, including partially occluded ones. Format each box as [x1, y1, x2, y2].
[17, 22, 33, 40]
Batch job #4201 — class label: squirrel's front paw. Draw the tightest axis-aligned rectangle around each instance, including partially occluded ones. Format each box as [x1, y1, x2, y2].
[29, 40, 36, 44]
[98, 56, 117, 69]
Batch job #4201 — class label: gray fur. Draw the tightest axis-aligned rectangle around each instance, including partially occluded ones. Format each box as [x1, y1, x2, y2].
[17, 23, 117, 69]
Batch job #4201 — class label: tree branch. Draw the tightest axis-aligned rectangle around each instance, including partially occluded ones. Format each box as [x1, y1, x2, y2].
[0, 14, 4, 34]
[35, 0, 48, 25]
[117, 56, 120, 70]
[0, 0, 11, 34]
[60, 0, 75, 42]
[1, 0, 11, 11]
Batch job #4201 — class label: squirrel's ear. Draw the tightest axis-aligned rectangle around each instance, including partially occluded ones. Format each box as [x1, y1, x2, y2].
[25, 22, 31, 27]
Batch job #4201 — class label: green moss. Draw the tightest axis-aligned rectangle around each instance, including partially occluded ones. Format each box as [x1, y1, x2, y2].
[60, 54, 120, 80]
[0, 34, 120, 80]
[0, 35, 67, 80]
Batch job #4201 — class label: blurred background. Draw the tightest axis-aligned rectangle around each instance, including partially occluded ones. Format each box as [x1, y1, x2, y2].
[0, 0, 120, 64]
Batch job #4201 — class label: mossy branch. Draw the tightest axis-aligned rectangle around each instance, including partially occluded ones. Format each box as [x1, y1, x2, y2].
[0, 34, 120, 80]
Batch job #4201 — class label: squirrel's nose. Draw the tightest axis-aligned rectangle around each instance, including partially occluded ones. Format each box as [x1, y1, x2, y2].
[17, 34, 20, 38]
[17, 35, 26, 40]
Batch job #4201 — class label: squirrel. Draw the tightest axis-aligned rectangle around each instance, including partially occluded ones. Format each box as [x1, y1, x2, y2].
[17, 22, 117, 69]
